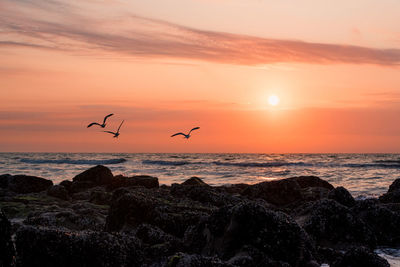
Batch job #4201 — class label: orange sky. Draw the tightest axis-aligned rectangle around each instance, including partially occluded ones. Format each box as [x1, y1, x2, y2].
[1, 0, 400, 152]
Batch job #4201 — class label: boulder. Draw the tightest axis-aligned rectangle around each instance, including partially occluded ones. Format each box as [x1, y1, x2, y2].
[72, 165, 113, 186]
[47, 185, 69, 201]
[388, 178, 400, 193]
[379, 178, 400, 203]
[181, 177, 209, 187]
[105, 189, 212, 237]
[59, 180, 73, 192]
[0, 210, 15, 267]
[332, 247, 389, 267]
[289, 176, 334, 190]
[8, 175, 53, 194]
[184, 202, 317, 266]
[241, 178, 303, 206]
[15, 226, 143, 267]
[0, 174, 11, 189]
[108, 174, 159, 190]
[352, 199, 400, 245]
[328, 187, 355, 207]
[300, 199, 376, 249]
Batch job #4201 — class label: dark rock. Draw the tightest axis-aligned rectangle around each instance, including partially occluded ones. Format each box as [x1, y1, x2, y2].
[388, 178, 400, 193]
[107, 174, 159, 190]
[289, 176, 334, 190]
[181, 177, 209, 186]
[0, 210, 15, 267]
[241, 176, 334, 206]
[0, 174, 11, 189]
[300, 199, 376, 249]
[59, 180, 72, 192]
[328, 186, 355, 207]
[170, 184, 241, 207]
[89, 189, 112, 205]
[379, 190, 400, 203]
[8, 175, 53, 194]
[352, 199, 400, 245]
[185, 202, 316, 266]
[165, 252, 231, 267]
[72, 165, 113, 186]
[332, 247, 389, 267]
[15, 226, 143, 267]
[241, 178, 303, 206]
[219, 183, 250, 195]
[105, 189, 212, 237]
[47, 185, 69, 201]
[70, 181, 95, 193]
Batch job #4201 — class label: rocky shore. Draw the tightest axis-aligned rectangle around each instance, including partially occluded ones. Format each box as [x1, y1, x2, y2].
[1, 165, 400, 266]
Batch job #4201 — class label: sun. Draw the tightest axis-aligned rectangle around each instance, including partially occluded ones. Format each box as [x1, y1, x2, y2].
[268, 95, 280, 106]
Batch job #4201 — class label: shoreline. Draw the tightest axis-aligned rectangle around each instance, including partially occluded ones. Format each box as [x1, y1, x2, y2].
[1, 165, 400, 266]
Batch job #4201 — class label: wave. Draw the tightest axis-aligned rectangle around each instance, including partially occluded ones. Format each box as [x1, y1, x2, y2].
[212, 161, 311, 168]
[142, 160, 195, 166]
[20, 158, 127, 165]
[374, 160, 400, 164]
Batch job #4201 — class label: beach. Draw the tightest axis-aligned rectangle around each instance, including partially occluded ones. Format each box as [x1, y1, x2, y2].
[1, 161, 400, 266]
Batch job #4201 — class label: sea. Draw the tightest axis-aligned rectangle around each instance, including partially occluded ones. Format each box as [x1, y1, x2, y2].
[1, 152, 400, 265]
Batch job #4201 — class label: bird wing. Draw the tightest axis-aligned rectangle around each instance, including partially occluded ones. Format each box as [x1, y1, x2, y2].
[189, 127, 200, 134]
[103, 131, 116, 135]
[87, 122, 101, 128]
[171, 133, 186, 137]
[103, 113, 114, 124]
[117, 120, 124, 133]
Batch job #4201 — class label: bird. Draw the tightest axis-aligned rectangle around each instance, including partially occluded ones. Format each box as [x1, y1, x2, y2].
[87, 113, 114, 128]
[171, 127, 200, 139]
[103, 120, 124, 138]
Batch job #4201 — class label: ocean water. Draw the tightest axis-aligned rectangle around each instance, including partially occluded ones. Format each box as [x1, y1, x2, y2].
[1, 153, 400, 197]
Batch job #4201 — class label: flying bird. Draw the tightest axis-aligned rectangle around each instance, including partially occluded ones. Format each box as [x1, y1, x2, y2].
[171, 127, 200, 139]
[87, 113, 114, 128]
[104, 120, 124, 138]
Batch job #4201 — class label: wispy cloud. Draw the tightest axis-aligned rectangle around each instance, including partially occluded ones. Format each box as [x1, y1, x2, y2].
[1, 0, 400, 66]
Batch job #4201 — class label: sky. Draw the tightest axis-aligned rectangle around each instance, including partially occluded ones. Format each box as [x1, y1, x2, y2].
[1, 0, 400, 153]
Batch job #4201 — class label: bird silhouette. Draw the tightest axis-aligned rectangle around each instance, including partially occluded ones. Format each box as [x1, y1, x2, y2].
[87, 113, 114, 128]
[171, 127, 200, 139]
[104, 120, 124, 138]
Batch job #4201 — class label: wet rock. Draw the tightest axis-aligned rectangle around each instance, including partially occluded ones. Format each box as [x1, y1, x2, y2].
[72, 165, 113, 186]
[352, 199, 400, 245]
[328, 186, 355, 207]
[47, 185, 69, 201]
[0, 210, 15, 267]
[241, 178, 303, 206]
[300, 199, 376, 249]
[332, 247, 389, 267]
[105, 189, 212, 237]
[170, 184, 241, 207]
[108, 174, 159, 190]
[185, 202, 316, 266]
[181, 177, 209, 186]
[7, 175, 53, 194]
[165, 252, 231, 267]
[15, 226, 143, 267]
[0, 174, 12, 189]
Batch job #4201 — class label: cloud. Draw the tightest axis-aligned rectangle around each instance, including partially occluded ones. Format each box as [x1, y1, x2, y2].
[1, 0, 400, 66]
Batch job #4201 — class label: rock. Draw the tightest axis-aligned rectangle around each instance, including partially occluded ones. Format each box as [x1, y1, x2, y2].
[0, 174, 11, 188]
[47, 185, 69, 201]
[328, 187, 355, 207]
[89, 189, 112, 205]
[388, 178, 400, 193]
[241, 176, 334, 206]
[300, 199, 376, 249]
[72, 165, 113, 186]
[107, 174, 159, 190]
[15, 226, 143, 267]
[170, 184, 241, 207]
[70, 181, 96, 193]
[241, 178, 303, 206]
[0, 210, 15, 267]
[219, 183, 250, 195]
[181, 177, 209, 186]
[165, 252, 231, 267]
[184, 202, 316, 266]
[332, 247, 389, 267]
[7, 175, 53, 194]
[379, 190, 400, 203]
[105, 189, 212, 237]
[289, 176, 334, 190]
[352, 199, 400, 245]
[59, 180, 72, 192]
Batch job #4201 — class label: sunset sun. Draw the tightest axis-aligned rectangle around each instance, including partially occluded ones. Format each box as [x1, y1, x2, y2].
[268, 95, 280, 106]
